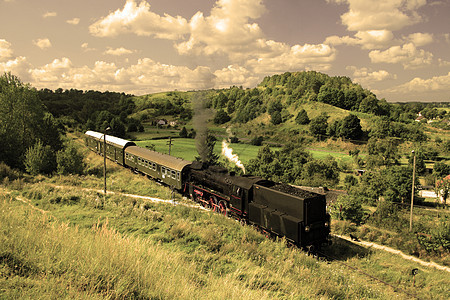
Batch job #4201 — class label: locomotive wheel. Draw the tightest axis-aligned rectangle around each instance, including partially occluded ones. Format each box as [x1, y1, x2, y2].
[209, 196, 218, 211]
[218, 200, 227, 216]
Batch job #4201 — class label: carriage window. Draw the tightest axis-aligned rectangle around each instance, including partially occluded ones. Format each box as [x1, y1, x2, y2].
[171, 170, 176, 179]
[177, 172, 180, 181]
[152, 163, 156, 171]
[162, 167, 166, 174]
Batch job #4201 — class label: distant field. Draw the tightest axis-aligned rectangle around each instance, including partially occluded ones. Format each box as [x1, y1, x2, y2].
[135, 137, 357, 168]
[135, 138, 264, 164]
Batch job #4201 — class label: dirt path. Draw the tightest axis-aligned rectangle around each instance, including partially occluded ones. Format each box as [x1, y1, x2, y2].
[49, 184, 208, 211]
[335, 234, 450, 273]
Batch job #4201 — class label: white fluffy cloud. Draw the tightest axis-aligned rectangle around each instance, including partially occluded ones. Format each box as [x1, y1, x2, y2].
[0, 39, 14, 60]
[33, 38, 52, 50]
[103, 47, 135, 56]
[213, 65, 260, 88]
[246, 44, 336, 74]
[0, 56, 32, 81]
[369, 43, 433, 69]
[89, 0, 189, 39]
[325, 30, 395, 49]
[387, 72, 450, 93]
[26, 56, 218, 94]
[325, 0, 429, 51]
[329, 0, 426, 32]
[43, 11, 57, 18]
[406, 32, 433, 47]
[66, 18, 80, 25]
[346, 65, 397, 86]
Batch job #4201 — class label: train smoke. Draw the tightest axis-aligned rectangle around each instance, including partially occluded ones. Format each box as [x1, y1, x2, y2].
[221, 140, 246, 174]
[191, 91, 210, 162]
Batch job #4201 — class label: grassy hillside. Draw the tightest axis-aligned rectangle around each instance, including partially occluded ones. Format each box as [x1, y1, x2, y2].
[1, 142, 449, 299]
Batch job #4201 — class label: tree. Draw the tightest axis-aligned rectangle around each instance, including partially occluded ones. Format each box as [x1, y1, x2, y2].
[309, 113, 329, 139]
[56, 142, 85, 175]
[340, 114, 363, 140]
[330, 195, 365, 224]
[367, 137, 400, 167]
[295, 109, 310, 125]
[179, 126, 188, 138]
[435, 176, 450, 205]
[213, 109, 231, 124]
[270, 110, 282, 125]
[24, 140, 56, 175]
[0, 73, 59, 169]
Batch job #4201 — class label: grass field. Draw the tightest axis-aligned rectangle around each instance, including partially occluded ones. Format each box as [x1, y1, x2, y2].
[1, 140, 449, 299]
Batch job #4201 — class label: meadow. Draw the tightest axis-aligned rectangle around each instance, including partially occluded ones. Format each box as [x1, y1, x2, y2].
[1, 146, 449, 299]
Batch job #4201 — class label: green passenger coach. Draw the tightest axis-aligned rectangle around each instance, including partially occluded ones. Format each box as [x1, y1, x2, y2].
[124, 145, 191, 190]
[84, 130, 136, 165]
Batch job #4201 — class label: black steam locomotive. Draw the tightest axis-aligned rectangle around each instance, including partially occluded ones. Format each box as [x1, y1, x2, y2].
[85, 131, 331, 249]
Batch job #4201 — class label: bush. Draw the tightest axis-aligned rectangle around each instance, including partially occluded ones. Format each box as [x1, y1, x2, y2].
[24, 140, 56, 175]
[56, 142, 85, 175]
[0, 162, 20, 180]
[330, 195, 365, 225]
[250, 136, 264, 146]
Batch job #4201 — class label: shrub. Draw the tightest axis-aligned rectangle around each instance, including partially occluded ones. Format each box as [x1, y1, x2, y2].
[330, 194, 365, 225]
[0, 162, 19, 180]
[56, 142, 85, 175]
[24, 140, 56, 175]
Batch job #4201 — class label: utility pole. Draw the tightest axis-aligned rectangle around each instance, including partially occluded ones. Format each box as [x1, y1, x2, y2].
[103, 127, 111, 195]
[410, 150, 416, 232]
[167, 137, 173, 155]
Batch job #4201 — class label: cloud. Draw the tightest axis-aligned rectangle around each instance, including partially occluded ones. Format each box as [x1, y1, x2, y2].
[405, 32, 433, 47]
[89, 0, 189, 39]
[386, 72, 450, 93]
[213, 65, 260, 88]
[33, 38, 52, 50]
[246, 43, 336, 74]
[346, 66, 397, 86]
[329, 0, 426, 32]
[103, 47, 135, 56]
[325, 30, 395, 49]
[0, 56, 32, 81]
[0, 39, 14, 61]
[43, 11, 57, 18]
[81, 43, 96, 52]
[66, 18, 80, 25]
[27, 56, 218, 94]
[369, 43, 433, 69]
[325, 1, 428, 50]
[174, 0, 266, 59]
[30, 57, 72, 83]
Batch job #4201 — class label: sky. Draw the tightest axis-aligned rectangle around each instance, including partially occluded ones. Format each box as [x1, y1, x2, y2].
[0, 0, 449, 102]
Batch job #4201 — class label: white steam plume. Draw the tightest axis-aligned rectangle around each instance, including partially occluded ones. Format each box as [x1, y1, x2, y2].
[221, 140, 245, 174]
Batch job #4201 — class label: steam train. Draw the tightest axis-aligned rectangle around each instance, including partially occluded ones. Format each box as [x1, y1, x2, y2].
[85, 130, 331, 249]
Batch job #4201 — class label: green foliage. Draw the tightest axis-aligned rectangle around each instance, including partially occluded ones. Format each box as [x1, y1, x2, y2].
[213, 109, 231, 124]
[250, 136, 264, 146]
[330, 194, 365, 224]
[417, 217, 450, 253]
[295, 109, 310, 125]
[309, 112, 329, 139]
[270, 110, 282, 125]
[24, 140, 56, 175]
[179, 126, 188, 138]
[340, 114, 363, 140]
[0, 73, 61, 170]
[367, 137, 400, 167]
[434, 161, 450, 180]
[56, 142, 85, 175]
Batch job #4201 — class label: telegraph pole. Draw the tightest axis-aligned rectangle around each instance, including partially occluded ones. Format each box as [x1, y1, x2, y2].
[103, 127, 111, 195]
[410, 150, 416, 232]
[167, 137, 173, 155]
